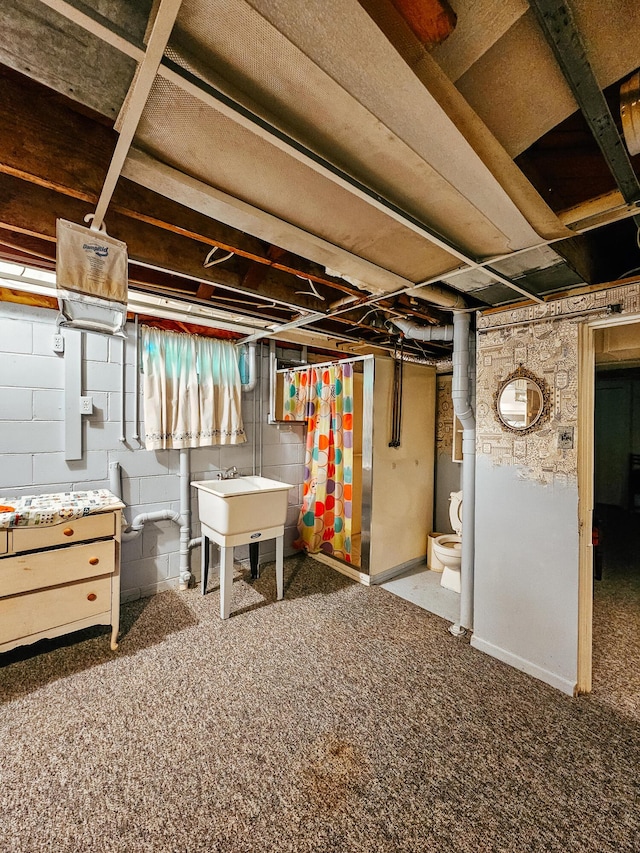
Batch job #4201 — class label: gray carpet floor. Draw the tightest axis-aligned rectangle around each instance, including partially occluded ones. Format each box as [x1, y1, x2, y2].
[592, 506, 640, 715]
[1, 552, 639, 853]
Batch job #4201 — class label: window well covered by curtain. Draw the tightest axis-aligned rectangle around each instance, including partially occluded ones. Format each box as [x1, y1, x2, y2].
[142, 326, 246, 450]
[291, 362, 354, 562]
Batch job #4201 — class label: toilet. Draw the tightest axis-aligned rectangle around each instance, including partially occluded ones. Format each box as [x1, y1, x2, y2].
[432, 491, 462, 593]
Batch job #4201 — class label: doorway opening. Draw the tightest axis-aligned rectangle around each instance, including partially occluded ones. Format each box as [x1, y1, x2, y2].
[578, 317, 640, 695]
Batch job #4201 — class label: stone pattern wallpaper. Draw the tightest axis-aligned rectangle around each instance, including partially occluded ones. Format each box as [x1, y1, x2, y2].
[436, 374, 454, 456]
[476, 282, 640, 485]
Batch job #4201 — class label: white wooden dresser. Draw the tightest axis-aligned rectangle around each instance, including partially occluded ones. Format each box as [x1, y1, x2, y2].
[0, 491, 123, 655]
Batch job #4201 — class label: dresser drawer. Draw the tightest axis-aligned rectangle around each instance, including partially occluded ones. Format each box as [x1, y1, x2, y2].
[0, 574, 112, 645]
[0, 539, 115, 597]
[11, 512, 115, 553]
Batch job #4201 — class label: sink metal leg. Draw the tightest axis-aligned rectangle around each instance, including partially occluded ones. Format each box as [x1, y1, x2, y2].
[276, 535, 284, 601]
[220, 545, 234, 619]
[201, 535, 210, 595]
[249, 541, 260, 579]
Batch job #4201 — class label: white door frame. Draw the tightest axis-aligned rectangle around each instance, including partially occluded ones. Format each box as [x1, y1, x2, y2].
[577, 311, 640, 693]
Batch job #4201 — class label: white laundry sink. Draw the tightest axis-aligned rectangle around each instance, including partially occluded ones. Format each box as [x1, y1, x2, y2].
[191, 476, 294, 537]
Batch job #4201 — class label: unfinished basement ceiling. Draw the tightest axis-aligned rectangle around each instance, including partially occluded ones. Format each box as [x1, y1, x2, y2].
[0, 0, 639, 358]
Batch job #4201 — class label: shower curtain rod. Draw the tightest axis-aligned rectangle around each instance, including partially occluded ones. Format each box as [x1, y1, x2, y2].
[276, 354, 372, 374]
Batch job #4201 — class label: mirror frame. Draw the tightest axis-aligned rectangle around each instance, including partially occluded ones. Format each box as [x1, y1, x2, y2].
[493, 364, 551, 435]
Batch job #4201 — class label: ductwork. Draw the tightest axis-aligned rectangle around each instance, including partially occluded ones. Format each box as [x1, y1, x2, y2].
[392, 317, 454, 342]
[404, 284, 467, 311]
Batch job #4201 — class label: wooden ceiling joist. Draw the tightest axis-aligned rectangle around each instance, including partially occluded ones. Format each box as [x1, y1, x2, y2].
[389, 0, 457, 46]
[0, 67, 366, 300]
[0, 172, 335, 314]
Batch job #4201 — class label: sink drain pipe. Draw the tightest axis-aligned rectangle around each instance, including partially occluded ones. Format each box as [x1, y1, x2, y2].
[392, 312, 476, 635]
[109, 449, 195, 590]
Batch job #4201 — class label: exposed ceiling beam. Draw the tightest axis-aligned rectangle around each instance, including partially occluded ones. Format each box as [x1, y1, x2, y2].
[529, 0, 640, 227]
[37, 0, 147, 61]
[90, 0, 183, 230]
[0, 66, 369, 298]
[0, 173, 340, 314]
[389, 0, 457, 46]
[36, 0, 545, 304]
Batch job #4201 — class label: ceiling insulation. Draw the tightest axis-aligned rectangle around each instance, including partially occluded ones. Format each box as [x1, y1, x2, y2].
[0, 0, 637, 357]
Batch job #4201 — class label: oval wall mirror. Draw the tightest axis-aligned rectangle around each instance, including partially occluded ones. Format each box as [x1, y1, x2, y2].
[494, 366, 550, 435]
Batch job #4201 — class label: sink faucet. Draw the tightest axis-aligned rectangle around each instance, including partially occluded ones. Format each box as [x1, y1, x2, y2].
[216, 466, 238, 480]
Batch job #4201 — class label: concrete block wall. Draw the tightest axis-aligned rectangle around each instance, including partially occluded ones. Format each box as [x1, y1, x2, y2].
[0, 301, 306, 600]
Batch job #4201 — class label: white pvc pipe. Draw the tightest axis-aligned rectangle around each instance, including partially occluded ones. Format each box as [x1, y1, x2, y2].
[451, 311, 476, 634]
[111, 453, 197, 592]
[132, 314, 140, 441]
[121, 509, 181, 542]
[119, 336, 126, 443]
[178, 448, 192, 590]
[109, 461, 122, 499]
[240, 341, 257, 392]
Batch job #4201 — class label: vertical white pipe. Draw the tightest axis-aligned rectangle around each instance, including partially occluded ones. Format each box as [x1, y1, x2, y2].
[132, 314, 140, 441]
[451, 311, 476, 634]
[64, 329, 83, 461]
[119, 336, 126, 443]
[109, 461, 122, 498]
[240, 341, 257, 392]
[252, 346, 259, 475]
[259, 342, 265, 474]
[179, 448, 191, 590]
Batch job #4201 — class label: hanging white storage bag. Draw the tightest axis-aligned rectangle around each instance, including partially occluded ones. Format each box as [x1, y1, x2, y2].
[56, 218, 128, 336]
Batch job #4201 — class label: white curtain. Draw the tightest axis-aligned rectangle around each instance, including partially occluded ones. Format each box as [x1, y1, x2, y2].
[142, 326, 246, 450]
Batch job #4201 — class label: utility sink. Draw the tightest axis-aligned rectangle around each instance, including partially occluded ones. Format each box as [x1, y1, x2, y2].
[191, 476, 294, 537]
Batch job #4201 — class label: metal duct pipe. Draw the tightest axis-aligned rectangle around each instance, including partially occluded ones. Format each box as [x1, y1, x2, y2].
[392, 317, 454, 342]
[450, 311, 476, 635]
[404, 284, 467, 311]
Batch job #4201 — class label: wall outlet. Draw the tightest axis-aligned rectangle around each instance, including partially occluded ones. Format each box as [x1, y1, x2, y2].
[79, 396, 93, 415]
[52, 334, 64, 353]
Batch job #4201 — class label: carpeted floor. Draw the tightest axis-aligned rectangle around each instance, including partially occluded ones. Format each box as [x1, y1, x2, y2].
[2, 553, 640, 852]
[592, 505, 640, 716]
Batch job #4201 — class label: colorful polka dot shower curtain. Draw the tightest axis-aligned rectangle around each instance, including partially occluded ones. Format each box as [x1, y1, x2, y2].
[284, 362, 354, 562]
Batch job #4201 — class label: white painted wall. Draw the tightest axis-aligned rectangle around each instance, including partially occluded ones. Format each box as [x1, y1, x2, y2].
[472, 459, 580, 695]
[0, 301, 305, 600]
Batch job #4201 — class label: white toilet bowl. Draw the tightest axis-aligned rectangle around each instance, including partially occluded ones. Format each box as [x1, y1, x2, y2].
[432, 491, 462, 593]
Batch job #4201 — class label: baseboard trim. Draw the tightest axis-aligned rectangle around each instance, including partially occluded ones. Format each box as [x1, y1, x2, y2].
[369, 556, 426, 585]
[471, 635, 577, 696]
[307, 552, 371, 585]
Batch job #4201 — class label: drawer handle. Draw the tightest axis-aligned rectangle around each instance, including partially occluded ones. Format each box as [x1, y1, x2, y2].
[87, 593, 97, 602]
[63, 527, 74, 537]
[89, 557, 100, 566]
